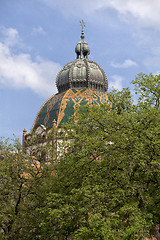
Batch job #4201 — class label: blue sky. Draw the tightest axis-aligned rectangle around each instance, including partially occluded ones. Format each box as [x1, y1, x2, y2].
[1, 0, 160, 140]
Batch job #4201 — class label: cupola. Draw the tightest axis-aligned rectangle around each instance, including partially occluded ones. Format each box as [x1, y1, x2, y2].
[56, 21, 108, 93]
[31, 21, 111, 130]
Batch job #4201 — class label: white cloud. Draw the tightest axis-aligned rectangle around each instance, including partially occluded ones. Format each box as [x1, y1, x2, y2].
[111, 59, 137, 68]
[41, 0, 160, 29]
[0, 26, 20, 47]
[0, 27, 61, 97]
[109, 75, 124, 90]
[32, 26, 46, 35]
[110, 0, 160, 28]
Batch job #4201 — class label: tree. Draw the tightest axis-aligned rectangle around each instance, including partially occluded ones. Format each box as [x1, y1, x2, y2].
[0, 73, 159, 239]
[132, 72, 160, 108]
[0, 138, 48, 240]
[35, 73, 160, 239]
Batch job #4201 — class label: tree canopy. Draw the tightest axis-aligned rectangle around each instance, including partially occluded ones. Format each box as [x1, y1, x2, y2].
[0, 72, 160, 239]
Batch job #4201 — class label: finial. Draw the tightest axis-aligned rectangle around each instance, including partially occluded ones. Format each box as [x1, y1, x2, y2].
[80, 20, 85, 39]
[80, 20, 85, 32]
[23, 128, 27, 133]
[75, 20, 90, 59]
[52, 119, 57, 128]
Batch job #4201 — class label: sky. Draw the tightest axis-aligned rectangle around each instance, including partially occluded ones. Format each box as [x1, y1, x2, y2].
[0, 0, 160, 140]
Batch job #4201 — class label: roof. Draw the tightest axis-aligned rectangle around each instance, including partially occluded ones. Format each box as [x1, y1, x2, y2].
[32, 88, 112, 130]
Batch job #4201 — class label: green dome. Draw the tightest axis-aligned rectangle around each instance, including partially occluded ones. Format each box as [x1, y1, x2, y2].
[32, 88, 112, 130]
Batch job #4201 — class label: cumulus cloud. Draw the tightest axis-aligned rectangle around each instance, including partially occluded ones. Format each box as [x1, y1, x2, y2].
[0, 27, 61, 97]
[111, 59, 137, 68]
[41, 0, 160, 29]
[109, 75, 124, 90]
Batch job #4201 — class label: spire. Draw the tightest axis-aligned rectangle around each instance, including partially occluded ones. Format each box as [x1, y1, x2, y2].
[75, 20, 90, 59]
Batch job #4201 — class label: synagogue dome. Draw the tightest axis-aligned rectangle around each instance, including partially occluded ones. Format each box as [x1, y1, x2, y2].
[32, 23, 111, 131]
[32, 88, 111, 130]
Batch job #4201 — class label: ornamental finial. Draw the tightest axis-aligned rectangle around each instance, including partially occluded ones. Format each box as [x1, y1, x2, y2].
[80, 20, 85, 39]
[80, 20, 85, 32]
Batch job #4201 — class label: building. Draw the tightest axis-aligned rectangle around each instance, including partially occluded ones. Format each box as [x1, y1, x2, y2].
[18, 24, 160, 239]
[23, 24, 113, 160]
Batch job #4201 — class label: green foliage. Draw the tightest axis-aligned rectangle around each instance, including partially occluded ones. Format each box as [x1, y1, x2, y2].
[132, 72, 160, 108]
[0, 138, 49, 240]
[0, 72, 160, 239]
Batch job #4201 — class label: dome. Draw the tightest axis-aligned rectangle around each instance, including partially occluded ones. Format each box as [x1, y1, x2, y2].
[32, 88, 112, 130]
[56, 28, 108, 94]
[56, 59, 108, 93]
[32, 24, 110, 130]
